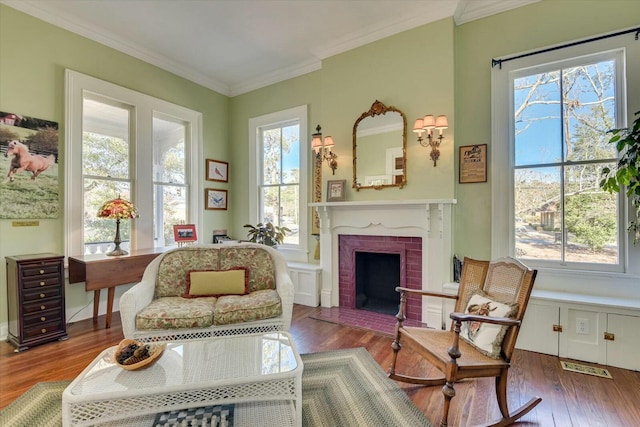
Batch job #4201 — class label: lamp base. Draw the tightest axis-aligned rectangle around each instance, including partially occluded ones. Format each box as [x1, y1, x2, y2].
[107, 219, 128, 256]
[106, 247, 128, 256]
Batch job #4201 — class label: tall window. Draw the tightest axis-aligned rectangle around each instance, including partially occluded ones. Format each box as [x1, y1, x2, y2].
[65, 70, 202, 256]
[249, 106, 308, 260]
[259, 122, 300, 244]
[492, 46, 628, 273]
[512, 54, 621, 268]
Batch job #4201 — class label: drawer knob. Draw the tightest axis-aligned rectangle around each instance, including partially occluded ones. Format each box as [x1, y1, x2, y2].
[40, 305, 46, 310]
[40, 281, 45, 286]
[39, 269, 45, 274]
[40, 316, 46, 322]
[41, 328, 47, 334]
[39, 293, 45, 298]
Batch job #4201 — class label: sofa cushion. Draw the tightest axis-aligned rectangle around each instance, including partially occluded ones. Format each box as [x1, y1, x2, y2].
[214, 289, 282, 325]
[156, 248, 220, 297]
[184, 268, 250, 298]
[219, 247, 276, 292]
[136, 296, 216, 330]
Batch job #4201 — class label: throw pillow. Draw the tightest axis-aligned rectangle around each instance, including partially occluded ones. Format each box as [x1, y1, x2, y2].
[459, 290, 519, 359]
[184, 268, 250, 298]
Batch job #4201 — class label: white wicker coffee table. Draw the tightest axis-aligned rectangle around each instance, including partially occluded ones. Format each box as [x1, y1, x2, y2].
[62, 332, 302, 426]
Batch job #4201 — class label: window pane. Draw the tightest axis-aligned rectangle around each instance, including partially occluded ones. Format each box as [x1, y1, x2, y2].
[261, 186, 279, 224]
[83, 178, 131, 250]
[514, 71, 562, 166]
[153, 184, 187, 247]
[563, 61, 617, 162]
[282, 124, 299, 185]
[153, 116, 186, 184]
[82, 99, 130, 178]
[280, 184, 299, 245]
[564, 163, 618, 264]
[514, 167, 561, 260]
[262, 128, 282, 185]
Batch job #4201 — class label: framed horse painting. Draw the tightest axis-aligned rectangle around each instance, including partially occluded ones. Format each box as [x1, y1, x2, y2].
[0, 111, 59, 219]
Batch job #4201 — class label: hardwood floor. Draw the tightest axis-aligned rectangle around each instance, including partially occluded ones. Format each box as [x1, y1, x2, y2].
[2, 305, 640, 426]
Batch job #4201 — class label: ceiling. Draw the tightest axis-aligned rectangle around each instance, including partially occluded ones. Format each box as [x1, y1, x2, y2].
[3, 0, 538, 97]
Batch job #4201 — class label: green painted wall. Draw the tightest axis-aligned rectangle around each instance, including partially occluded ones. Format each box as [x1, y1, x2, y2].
[453, 0, 640, 260]
[229, 70, 323, 246]
[0, 5, 229, 327]
[320, 18, 455, 201]
[1, 0, 638, 332]
[229, 18, 456, 256]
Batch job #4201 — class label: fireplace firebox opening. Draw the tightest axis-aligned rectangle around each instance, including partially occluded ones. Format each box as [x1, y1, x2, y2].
[355, 251, 401, 316]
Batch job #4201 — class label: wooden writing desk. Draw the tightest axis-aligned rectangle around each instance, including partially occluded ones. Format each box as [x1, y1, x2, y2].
[68, 247, 165, 328]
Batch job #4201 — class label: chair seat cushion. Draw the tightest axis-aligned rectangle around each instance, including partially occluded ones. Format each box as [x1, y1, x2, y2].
[460, 291, 519, 358]
[136, 296, 217, 330]
[214, 289, 282, 325]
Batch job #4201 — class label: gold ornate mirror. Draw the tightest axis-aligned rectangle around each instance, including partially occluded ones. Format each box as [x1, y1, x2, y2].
[353, 100, 407, 190]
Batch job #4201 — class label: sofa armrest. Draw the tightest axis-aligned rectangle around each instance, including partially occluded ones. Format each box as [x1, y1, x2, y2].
[119, 254, 163, 338]
[263, 245, 295, 330]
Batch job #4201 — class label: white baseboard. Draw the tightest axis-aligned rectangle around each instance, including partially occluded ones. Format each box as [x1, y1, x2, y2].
[0, 322, 7, 342]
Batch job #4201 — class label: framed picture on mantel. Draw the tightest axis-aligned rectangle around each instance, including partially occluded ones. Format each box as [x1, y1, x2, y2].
[326, 179, 346, 202]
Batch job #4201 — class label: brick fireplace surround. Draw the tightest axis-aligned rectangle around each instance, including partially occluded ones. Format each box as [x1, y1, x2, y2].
[338, 234, 423, 321]
[311, 199, 456, 327]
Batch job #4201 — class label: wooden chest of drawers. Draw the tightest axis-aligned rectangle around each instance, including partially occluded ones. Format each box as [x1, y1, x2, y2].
[6, 253, 68, 351]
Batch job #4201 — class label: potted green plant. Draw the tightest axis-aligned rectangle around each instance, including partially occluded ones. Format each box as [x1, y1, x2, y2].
[600, 110, 640, 243]
[243, 222, 290, 247]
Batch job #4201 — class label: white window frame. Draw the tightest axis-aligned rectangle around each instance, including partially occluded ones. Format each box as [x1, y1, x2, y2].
[248, 105, 309, 262]
[491, 32, 640, 295]
[64, 69, 203, 257]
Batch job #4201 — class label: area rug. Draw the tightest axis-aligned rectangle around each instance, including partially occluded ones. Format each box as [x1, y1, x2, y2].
[560, 360, 613, 379]
[0, 347, 432, 427]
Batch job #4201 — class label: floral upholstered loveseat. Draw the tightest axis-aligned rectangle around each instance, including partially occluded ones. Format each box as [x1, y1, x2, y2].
[119, 243, 294, 342]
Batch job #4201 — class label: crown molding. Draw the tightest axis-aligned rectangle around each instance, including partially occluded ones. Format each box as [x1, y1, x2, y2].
[1, 0, 232, 96]
[2, 0, 541, 97]
[454, 0, 540, 25]
[311, 8, 454, 60]
[229, 59, 322, 97]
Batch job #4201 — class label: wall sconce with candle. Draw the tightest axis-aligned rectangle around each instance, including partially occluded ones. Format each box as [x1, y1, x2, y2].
[413, 115, 448, 166]
[311, 125, 338, 174]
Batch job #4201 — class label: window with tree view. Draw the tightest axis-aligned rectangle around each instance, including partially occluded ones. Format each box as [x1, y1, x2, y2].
[513, 55, 621, 266]
[65, 70, 201, 257]
[260, 122, 300, 245]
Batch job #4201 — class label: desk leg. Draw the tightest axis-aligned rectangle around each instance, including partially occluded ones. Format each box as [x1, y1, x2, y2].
[106, 287, 115, 329]
[93, 290, 101, 323]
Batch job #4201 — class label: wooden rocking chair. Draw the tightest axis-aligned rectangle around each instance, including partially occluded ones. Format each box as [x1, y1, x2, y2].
[389, 257, 541, 427]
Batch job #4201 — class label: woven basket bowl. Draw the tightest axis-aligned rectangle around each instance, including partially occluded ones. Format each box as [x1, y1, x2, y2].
[114, 338, 166, 371]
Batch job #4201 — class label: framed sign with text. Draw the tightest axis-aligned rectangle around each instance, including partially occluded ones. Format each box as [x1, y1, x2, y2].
[459, 144, 487, 184]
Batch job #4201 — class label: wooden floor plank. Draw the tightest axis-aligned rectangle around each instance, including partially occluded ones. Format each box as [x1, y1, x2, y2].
[1, 304, 640, 427]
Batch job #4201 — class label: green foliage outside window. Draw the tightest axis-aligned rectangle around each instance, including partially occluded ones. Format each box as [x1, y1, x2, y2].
[600, 110, 640, 243]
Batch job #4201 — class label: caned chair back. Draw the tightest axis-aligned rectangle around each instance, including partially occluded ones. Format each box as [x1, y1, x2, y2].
[455, 257, 537, 360]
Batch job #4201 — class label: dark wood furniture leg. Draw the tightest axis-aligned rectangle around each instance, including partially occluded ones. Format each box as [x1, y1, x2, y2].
[106, 287, 115, 329]
[93, 290, 101, 323]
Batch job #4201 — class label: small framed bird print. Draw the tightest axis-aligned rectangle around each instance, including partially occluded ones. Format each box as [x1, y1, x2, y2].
[205, 188, 228, 210]
[206, 159, 229, 183]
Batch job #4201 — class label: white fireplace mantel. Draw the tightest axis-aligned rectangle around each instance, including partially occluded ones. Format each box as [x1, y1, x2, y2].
[309, 199, 456, 326]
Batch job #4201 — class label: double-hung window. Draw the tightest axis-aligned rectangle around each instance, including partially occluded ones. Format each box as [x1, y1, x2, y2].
[249, 105, 308, 261]
[65, 70, 202, 256]
[492, 43, 631, 273]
